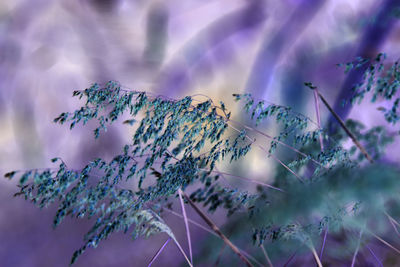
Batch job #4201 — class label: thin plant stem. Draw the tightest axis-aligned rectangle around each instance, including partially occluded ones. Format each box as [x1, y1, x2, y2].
[228, 123, 305, 182]
[227, 120, 326, 168]
[270, 153, 304, 183]
[314, 88, 374, 163]
[351, 231, 363, 267]
[164, 149, 283, 192]
[172, 236, 193, 267]
[391, 219, 400, 236]
[313, 88, 324, 151]
[283, 249, 298, 267]
[260, 244, 273, 267]
[178, 189, 193, 265]
[198, 168, 285, 192]
[308, 242, 323, 267]
[369, 230, 400, 254]
[366, 245, 383, 267]
[320, 227, 328, 260]
[164, 208, 214, 235]
[385, 212, 400, 227]
[165, 148, 285, 192]
[156, 213, 192, 267]
[213, 243, 227, 266]
[182, 192, 255, 267]
[162, 208, 265, 267]
[384, 212, 400, 237]
[147, 238, 171, 267]
[387, 216, 400, 237]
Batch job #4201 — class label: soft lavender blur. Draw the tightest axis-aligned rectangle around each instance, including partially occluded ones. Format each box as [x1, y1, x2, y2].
[1, 0, 400, 266]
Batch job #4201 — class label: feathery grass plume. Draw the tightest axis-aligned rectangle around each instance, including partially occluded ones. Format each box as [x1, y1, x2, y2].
[5, 62, 400, 265]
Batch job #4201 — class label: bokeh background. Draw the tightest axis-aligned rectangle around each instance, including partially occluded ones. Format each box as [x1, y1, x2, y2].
[1, 0, 400, 266]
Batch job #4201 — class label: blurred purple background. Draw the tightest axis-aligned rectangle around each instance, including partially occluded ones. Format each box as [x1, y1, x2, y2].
[1, 0, 400, 266]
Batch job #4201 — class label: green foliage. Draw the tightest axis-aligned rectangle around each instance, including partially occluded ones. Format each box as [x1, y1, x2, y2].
[5, 57, 400, 265]
[7, 81, 255, 264]
[339, 52, 400, 126]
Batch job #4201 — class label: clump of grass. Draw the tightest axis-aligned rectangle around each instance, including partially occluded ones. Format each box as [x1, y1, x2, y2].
[5, 53, 400, 266]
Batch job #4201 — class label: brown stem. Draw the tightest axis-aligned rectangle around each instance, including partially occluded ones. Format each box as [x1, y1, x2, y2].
[316, 90, 374, 163]
[182, 192, 254, 267]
